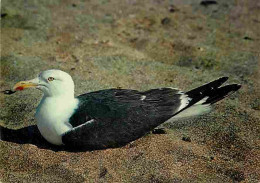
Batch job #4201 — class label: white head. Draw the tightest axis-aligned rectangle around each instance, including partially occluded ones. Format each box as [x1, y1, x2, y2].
[13, 69, 75, 98]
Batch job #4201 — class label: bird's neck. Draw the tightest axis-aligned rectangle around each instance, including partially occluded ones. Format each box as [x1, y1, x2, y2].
[39, 94, 78, 116]
[35, 94, 79, 145]
[45, 94, 74, 99]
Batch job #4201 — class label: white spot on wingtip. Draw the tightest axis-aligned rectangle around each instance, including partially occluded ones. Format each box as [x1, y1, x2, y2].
[141, 95, 146, 100]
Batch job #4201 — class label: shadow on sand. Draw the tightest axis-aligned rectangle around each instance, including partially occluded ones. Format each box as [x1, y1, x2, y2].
[0, 126, 167, 152]
[0, 125, 90, 152]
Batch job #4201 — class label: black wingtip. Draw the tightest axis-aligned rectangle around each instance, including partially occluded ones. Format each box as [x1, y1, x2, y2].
[185, 77, 241, 106]
[218, 76, 229, 83]
[234, 84, 242, 91]
[204, 84, 242, 104]
[216, 77, 241, 92]
[207, 76, 229, 87]
[186, 76, 229, 98]
[227, 84, 242, 92]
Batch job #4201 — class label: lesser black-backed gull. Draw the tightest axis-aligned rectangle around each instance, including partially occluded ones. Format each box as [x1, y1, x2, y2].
[8, 69, 241, 149]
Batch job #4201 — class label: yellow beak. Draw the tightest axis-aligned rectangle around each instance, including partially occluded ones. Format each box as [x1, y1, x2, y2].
[13, 78, 39, 91]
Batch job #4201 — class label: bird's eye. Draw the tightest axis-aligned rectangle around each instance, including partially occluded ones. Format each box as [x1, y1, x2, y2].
[47, 77, 55, 82]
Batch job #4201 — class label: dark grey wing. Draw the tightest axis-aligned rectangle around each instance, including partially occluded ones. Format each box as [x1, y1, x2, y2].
[62, 88, 182, 149]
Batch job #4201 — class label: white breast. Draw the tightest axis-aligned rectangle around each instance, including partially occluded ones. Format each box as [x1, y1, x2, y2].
[35, 96, 79, 145]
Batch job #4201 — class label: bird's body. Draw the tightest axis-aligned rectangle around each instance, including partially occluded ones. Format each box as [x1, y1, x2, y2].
[12, 69, 241, 149]
[64, 88, 187, 148]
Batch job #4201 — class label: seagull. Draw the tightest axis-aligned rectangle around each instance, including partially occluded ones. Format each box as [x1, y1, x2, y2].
[10, 69, 241, 149]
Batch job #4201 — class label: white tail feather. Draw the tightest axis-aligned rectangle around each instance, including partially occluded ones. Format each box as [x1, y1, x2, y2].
[165, 97, 211, 123]
[177, 92, 191, 112]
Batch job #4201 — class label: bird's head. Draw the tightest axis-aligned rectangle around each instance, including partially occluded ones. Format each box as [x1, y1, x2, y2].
[13, 69, 75, 97]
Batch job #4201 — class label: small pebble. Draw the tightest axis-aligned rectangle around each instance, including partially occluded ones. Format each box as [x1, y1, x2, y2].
[200, 0, 217, 6]
[161, 17, 171, 25]
[243, 36, 253, 41]
[1, 13, 8, 18]
[182, 136, 191, 142]
[152, 128, 166, 134]
[99, 167, 108, 178]
[168, 5, 177, 13]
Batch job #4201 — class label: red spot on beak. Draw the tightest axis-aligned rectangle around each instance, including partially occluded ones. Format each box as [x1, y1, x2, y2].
[16, 86, 24, 91]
